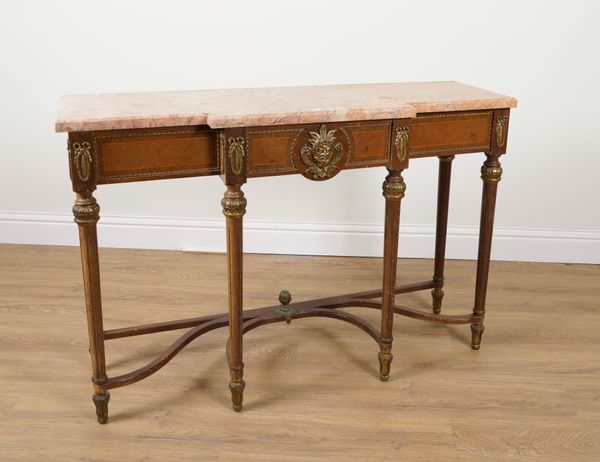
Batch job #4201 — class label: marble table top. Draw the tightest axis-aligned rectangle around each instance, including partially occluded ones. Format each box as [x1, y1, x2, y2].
[55, 81, 517, 132]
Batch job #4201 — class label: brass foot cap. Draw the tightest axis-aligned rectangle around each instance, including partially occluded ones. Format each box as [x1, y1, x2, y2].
[97, 415, 108, 424]
[471, 344, 481, 351]
[433, 307, 441, 314]
[379, 374, 389, 382]
[233, 404, 243, 412]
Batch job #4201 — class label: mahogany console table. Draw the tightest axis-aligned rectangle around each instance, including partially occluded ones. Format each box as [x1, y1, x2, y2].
[55, 81, 517, 424]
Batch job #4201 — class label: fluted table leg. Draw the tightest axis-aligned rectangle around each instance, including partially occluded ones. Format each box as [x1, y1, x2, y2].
[73, 191, 110, 424]
[378, 169, 406, 381]
[471, 155, 502, 349]
[222, 185, 246, 411]
[432, 155, 454, 314]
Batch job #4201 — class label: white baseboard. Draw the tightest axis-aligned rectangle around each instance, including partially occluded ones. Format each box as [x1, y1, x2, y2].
[0, 212, 598, 264]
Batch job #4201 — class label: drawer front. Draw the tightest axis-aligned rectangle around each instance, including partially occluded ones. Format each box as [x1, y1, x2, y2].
[94, 127, 218, 184]
[246, 120, 391, 179]
[409, 111, 492, 158]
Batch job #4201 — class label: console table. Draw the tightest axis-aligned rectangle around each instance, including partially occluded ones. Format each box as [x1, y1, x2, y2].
[55, 81, 517, 424]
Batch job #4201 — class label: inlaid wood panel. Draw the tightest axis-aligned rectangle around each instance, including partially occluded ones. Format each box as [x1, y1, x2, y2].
[344, 121, 391, 167]
[94, 126, 218, 184]
[246, 127, 302, 176]
[409, 111, 492, 158]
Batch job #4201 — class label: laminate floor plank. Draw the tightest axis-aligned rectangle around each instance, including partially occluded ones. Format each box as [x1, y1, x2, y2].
[0, 244, 598, 461]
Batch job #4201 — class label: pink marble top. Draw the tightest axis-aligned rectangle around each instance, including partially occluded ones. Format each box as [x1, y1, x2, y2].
[55, 81, 517, 132]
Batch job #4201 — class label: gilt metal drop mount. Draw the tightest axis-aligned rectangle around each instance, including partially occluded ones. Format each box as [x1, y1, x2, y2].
[72, 141, 93, 182]
[228, 137, 245, 175]
[495, 115, 509, 147]
[394, 126, 409, 162]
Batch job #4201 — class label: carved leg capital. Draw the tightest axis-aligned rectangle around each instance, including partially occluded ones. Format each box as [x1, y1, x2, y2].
[221, 186, 247, 218]
[480, 158, 503, 183]
[73, 192, 100, 225]
[382, 170, 406, 201]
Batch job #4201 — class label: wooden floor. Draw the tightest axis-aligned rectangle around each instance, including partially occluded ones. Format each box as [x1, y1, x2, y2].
[1, 244, 599, 461]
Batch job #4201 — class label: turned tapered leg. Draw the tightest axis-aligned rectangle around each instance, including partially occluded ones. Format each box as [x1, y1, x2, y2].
[471, 155, 502, 349]
[432, 155, 454, 314]
[73, 191, 110, 424]
[378, 169, 406, 381]
[222, 185, 246, 411]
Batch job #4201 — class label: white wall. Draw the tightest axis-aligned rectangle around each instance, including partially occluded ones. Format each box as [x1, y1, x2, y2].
[0, 0, 598, 263]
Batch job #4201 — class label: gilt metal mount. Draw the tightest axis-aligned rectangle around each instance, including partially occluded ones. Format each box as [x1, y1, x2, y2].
[394, 126, 409, 162]
[300, 125, 344, 180]
[72, 141, 93, 182]
[228, 137, 245, 175]
[495, 115, 509, 147]
[274, 290, 296, 324]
